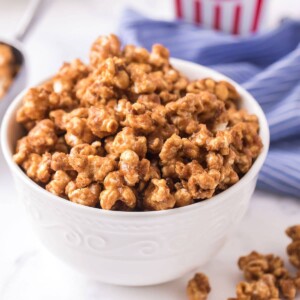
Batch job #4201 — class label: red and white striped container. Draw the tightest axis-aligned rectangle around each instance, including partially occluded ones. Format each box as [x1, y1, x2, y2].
[174, 0, 270, 35]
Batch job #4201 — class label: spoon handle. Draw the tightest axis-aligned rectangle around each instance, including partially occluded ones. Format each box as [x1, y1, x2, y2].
[14, 0, 43, 41]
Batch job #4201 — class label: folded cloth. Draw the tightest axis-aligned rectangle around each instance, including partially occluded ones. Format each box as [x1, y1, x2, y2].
[118, 9, 300, 197]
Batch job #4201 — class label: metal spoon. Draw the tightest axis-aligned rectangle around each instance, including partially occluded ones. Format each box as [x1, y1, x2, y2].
[0, 0, 42, 119]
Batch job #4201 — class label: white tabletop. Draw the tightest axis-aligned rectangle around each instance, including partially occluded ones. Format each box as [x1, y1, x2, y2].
[0, 1, 300, 299]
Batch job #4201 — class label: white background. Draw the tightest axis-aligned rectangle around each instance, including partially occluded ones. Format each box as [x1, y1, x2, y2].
[0, 0, 300, 299]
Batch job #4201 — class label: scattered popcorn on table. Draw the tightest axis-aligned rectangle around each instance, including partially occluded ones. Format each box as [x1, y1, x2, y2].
[190, 225, 300, 300]
[187, 273, 211, 300]
[227, 224, 300, 300]
[286, 225, 300, 269]
[238, 251, 289, 282]
[229, 274, 280, 300]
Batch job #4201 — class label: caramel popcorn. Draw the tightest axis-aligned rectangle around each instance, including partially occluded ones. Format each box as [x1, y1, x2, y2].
[287, 243, 300, 271]
[100, 171, 136, 210]
[279, 278, 297, 300]
[14, 34, 262, 211]
[66, 181, 101, 207]
[230, 274, 280, 300]
[118, 150, 154, 186]
[69, 144, 116, 188]
[13, 119, 57, 165]
[187, 78, 240, 102]
[0, 44, 17, 99]
[237, 248, 300, 299]
[286, 225, 300, 241]
[46, 170, 71, 196]
[90, 34, 121, 67]
[22, 153, 52, 183]
[187, 273, 211, 300]
[144, 178, 175, 210]
[286, 225, 300, 269]
[294, 271, 300, 290]
[87, 106, 119, 138]
[238, 251, 289, 282]
[174, 183, 193, 207]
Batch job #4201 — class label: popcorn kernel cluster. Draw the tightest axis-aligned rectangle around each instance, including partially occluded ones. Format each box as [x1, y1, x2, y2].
[14, 34, 262, 211]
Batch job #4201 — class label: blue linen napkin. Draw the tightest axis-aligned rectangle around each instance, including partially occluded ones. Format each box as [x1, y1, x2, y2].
[118, 9, 300, 197]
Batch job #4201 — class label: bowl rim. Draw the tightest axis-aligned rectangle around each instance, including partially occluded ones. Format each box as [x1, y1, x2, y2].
[1, 58, 270, 218]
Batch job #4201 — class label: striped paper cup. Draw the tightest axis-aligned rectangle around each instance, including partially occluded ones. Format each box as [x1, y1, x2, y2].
[174, 0, 270, 35]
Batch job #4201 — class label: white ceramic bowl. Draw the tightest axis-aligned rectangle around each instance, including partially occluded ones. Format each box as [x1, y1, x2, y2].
[1, 58, 269, 286]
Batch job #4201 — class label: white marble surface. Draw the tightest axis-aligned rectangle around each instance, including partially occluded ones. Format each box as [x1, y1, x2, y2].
[0, 1, 300, 299]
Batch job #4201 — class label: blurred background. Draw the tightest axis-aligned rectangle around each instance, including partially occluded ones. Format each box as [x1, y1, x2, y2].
[0, 0, 299, 85]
